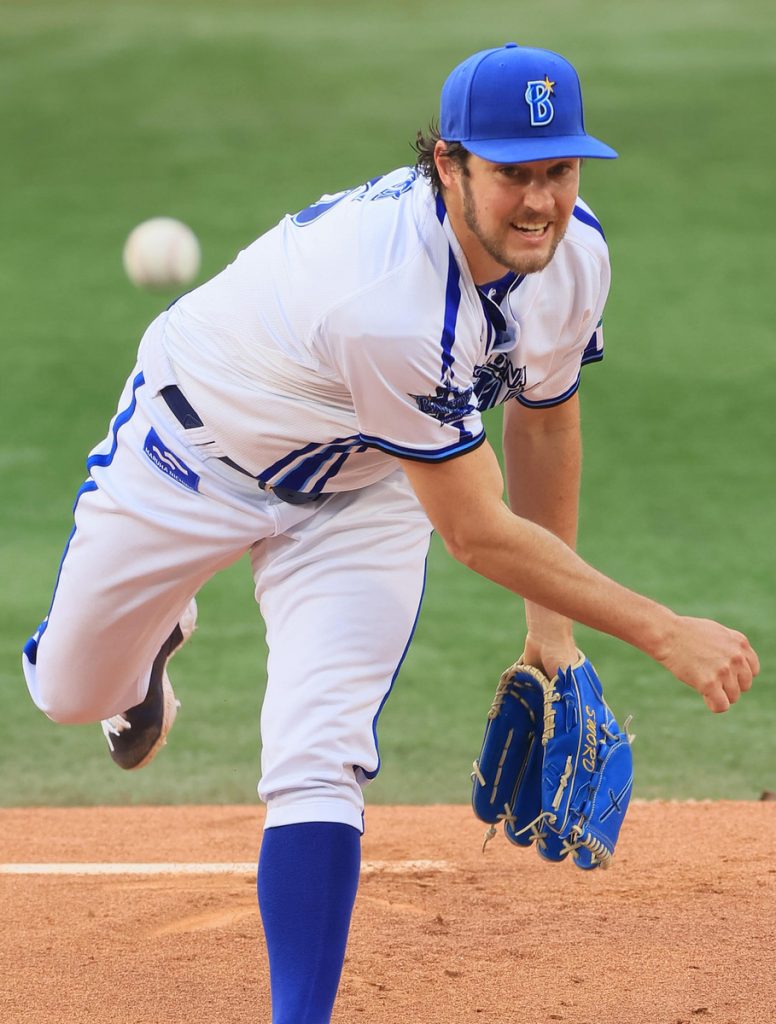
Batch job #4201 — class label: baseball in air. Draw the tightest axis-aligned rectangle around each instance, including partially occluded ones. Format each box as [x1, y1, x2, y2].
[122, 217, 201, 290]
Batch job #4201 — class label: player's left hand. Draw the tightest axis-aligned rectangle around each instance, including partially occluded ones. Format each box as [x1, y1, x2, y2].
[521, 631, 578, 681]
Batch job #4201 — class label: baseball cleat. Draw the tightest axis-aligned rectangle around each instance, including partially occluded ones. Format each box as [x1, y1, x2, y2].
[100, 599, 197, 770]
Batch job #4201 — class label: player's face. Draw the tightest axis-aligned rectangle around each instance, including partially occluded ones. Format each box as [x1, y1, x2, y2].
[446, 153, 580, 282]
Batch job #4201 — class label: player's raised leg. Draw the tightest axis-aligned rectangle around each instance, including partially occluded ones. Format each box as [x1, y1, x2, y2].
[251, 470, 431, 1023]
[22, 369, 293, 759]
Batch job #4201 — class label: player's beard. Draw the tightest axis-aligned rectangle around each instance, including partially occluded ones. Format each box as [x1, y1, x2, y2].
[461, 175, 566, 275]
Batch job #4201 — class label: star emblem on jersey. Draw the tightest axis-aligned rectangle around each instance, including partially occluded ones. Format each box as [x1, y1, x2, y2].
[410, 382, 476, 425]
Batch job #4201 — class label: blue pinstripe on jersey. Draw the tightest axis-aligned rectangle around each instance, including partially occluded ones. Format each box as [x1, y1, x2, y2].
[439, 247, 462, 382]
[271, 437, 366, 493]
[260, 426, 486, 493]
[433, 191, 481, 446]
[434, 192, 446, 226]
[314, 443, 370, 490]
[434, 193, 463, 382]
[259, 436, 362, 492]
[572, 204, 605, 240]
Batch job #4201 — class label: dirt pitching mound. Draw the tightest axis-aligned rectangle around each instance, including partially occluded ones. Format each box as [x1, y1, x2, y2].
[1, 802, 773, 1023]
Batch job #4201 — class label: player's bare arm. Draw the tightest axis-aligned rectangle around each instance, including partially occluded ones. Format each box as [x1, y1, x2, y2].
[399, 442, 759, 712]
[502, 394, 581, 676]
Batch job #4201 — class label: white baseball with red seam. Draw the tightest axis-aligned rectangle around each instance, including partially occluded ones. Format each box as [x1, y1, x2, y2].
[122, 217, 201, 289]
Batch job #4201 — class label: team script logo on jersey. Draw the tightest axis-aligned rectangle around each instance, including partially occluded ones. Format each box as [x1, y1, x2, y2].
[524, 75, 555, 127]
[291, 170, 418, 227]
[143, 428, 200, 492]
[473, 355, 527, 410]
[409, 381, 476, 425]
[368, 169, 417, 201]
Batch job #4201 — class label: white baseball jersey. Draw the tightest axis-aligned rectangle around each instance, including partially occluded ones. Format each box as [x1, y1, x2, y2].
[24, 164, 611, 837]
[141, 166, 609, 494]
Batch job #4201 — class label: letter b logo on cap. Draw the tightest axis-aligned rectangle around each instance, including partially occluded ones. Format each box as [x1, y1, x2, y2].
[524, 78, 555, 127]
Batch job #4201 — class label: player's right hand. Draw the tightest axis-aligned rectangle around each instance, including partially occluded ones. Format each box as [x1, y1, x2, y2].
[658, 615, 760, 713]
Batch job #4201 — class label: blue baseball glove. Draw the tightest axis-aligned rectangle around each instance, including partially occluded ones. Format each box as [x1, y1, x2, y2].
[471, 652, 633, 870]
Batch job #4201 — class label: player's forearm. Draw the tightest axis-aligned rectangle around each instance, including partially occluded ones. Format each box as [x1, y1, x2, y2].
[502, 396, 581, 547]
[502, 397, 581, 646]
[402, 440, 677, 663]
[448, 504, 678, 663]
[401, 442, 758, 701]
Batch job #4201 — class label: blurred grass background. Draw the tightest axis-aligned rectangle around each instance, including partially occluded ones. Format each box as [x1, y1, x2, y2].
[1, 0, 775, 805]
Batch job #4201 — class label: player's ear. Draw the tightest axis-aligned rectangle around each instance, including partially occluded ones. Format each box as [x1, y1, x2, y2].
[434, 140, 459, 191]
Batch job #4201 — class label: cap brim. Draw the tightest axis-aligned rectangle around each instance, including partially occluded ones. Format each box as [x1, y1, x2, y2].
[463, 135, 618, 162]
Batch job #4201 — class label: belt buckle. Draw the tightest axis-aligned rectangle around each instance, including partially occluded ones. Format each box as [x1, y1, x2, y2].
[260, 481, 322, 506]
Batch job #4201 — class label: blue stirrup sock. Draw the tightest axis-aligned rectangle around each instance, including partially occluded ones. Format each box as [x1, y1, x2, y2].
[258, 821, 361, 1024]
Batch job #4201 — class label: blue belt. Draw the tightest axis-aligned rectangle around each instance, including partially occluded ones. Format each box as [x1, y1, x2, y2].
[160, 385, 327, 506]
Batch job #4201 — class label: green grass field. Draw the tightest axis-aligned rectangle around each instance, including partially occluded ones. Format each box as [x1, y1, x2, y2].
[2, 0, 775, 806]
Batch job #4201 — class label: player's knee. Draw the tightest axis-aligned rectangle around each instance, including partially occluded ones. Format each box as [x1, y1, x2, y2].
[29, 671, 99, 724]
[41, 700, 94, 725]
[26, 644, 109, 724]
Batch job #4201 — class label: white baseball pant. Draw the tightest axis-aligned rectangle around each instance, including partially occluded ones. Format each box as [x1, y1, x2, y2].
[23, 364, 431, 832]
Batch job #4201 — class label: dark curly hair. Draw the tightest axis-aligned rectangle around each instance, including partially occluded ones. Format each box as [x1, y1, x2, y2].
[413, 121, 471, 195]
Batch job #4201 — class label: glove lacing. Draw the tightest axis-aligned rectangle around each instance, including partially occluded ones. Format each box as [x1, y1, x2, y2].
[479, 711, 634, 859]
[481, 807, 550, 852]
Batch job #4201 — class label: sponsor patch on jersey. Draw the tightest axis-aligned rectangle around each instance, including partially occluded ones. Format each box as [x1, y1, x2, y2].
[409, 382, 476, 425]
[143, 428, 200, 492]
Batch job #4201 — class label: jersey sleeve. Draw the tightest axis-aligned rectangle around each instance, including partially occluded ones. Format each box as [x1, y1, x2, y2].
[318, 264, 486, 462]
[516, 207, 611, 409]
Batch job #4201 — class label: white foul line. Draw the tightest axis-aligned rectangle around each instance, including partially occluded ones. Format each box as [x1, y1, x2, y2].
[0, 859, 451, 877]
[0, 862, 256, 876]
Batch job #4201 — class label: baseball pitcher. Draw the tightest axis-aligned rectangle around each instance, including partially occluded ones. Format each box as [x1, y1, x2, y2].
[22, 43, 759, 1024]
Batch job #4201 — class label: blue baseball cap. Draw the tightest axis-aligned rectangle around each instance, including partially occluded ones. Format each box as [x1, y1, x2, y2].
[440, 43, 617, 163]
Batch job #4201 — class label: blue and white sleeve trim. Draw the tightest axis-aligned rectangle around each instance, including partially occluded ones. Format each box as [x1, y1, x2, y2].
[359, 429, 486, 462]
[581, 320, 604, 366]
[516, 374, 581, 409]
